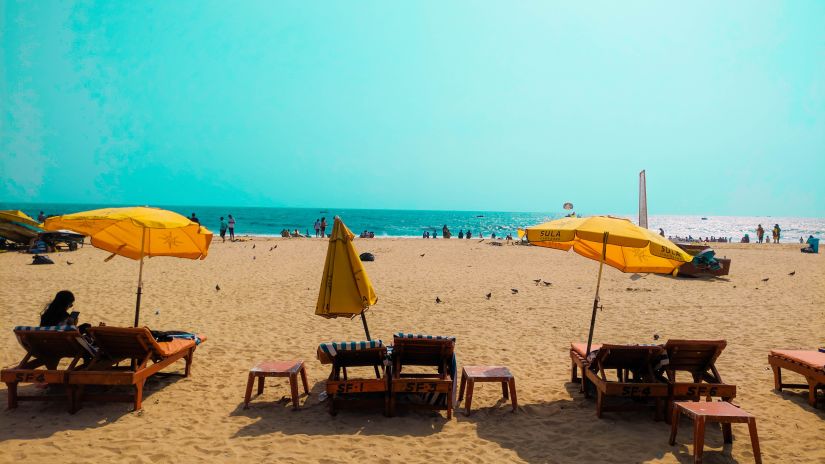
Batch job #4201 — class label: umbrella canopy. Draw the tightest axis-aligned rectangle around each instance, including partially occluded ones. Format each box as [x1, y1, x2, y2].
[44, 206, 211, 260]
[526, 216, 692, 355]
[43, 206, 212, 326]
[526, 216, 692, 273]
[0, 210, 43, 243]
[316, 216, 378, 340]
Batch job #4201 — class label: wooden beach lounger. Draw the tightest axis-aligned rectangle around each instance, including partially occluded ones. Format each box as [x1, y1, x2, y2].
[389, 333, 456, 419]
[661, 339, 736, 413]
[68, 326, 205, 411]
[582, 344, 668, 419]
[570, 342, 602, 395]
[317, 340, 389, 415]
[768, 349, 825, 407]
[1, 326, 95, 413]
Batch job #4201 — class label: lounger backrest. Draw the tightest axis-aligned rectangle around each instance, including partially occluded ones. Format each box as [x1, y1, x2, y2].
[392, 334, 455, 368]
[13, 326, 91, 360]
[333, 347, 387, 367]
[87, 326, 162, 360]
[664, 339, 726, 374]
[595, 344, 663, 371]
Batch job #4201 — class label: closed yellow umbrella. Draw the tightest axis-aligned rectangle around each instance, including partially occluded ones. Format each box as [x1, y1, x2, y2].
[0, 210, 40, 228]
[0, 210, 43, 243]
[316, 216, 378, 339]
[526, 216, 692, 355]
[44, 206, 212, 326]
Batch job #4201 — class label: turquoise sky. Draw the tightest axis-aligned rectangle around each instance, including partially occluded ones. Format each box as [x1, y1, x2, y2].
[2, 1, 824, 216]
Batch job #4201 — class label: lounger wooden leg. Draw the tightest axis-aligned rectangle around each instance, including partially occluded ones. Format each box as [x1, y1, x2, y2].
[464, 379, 475, 416]
[134, 380, 145, 411]
[244, 372, 255, 409]
[6, 382, 17, 410]
[67, 385, 78, 414]
[446, 386, 453, 420]
[596, 390, 603, 418]
[693, 417, 706, 464]
[508, 378, 517, 412]
[771, 365, 781, 391]
[501, 381, 509, 399]
[289, 373, 300, 410]
[184, 349, 193, 377]
[571, 361, 578, 383]
[748, 418, 762, 464]
[300, 366, 309, 395]
[458, 371, 467, 402]
[257, 376, 265, 396]
[808, 378, 817, 406]
[722, 423, 732, 444]
[668, 406, 680, 445]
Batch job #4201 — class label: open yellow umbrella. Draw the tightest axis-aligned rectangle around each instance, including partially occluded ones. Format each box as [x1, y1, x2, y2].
[44, 206, 212, 326]
[316, 216, 378, 340]
[526, 216, 692, 355]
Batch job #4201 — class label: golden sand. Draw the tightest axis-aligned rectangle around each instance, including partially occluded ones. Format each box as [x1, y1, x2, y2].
[0, 239, 823, 463]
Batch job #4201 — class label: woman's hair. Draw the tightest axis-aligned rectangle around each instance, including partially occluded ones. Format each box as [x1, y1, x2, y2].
[41, 290, 75, 320]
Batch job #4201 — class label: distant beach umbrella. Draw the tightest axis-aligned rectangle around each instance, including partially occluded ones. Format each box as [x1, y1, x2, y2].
[563, 202, 574, 210]
[316, 216, 378, 343]
[526, 216, 692, 356]
[44, 207, 212, 326]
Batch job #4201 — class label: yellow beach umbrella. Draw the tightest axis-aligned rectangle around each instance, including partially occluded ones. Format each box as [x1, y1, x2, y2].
[0, 210, 40, 228]
[0, 210, 43, 243]
[316, 216, 378, 339]
[44, 206, 212, 326]
[526, 216, 692, 355]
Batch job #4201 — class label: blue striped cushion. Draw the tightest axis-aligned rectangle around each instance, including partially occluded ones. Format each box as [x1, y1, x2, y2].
[394, 332, 456, 341]
[14, 325, 78, 332]
[319, 340, 384, 358]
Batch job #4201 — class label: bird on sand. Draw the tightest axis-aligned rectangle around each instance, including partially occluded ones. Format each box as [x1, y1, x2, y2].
[788, 271, 795, 276]
[435, 297, 442, 304]
[66, 261, 73, 265]
[533, 278, 541, 285]
[653, 333, 660, 341]
[542, 281, 552, 287]
[511, 288, 519, 294]
[761, 277, 769, 283]
[420, 254, 425, 257]
[215, 284, 221, 291]
[252, 244, 256, 249]
[486, 292, 492, 300]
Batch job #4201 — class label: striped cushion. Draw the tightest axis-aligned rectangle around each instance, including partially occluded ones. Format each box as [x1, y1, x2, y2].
[318, 340, 384, 358]
[395, 332, 456, 341]
[14, 325, 78, 332]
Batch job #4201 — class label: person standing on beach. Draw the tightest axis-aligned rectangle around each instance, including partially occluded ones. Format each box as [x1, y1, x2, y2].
[320, 217, 327, 238]
[773, 224, 781, 243]
[219, 217, 228, 243]
[228, 214, 236, 241]
[314, 219, 320, 238]
[38, 211, 46, 223]
[659, 228, 665, 237]
[442, 225, 450, 238]
[756, 224, 764, 243]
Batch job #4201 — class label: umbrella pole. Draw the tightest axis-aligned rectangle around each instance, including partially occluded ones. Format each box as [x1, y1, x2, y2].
[134, 226, 146, 327]
[585, 232, 609, 356]
[361, 310, 381, 378]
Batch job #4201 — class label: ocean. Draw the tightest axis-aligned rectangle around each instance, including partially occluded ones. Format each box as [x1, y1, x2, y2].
[2, 203, 823, 243]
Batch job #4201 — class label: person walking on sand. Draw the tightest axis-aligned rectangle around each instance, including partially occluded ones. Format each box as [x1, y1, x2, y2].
[314, 219, 320, 238]
[659, 228, 665, 237]
[228, 214, 236, 241]
[756, 224, 764, 243]
[219, 217, 228, 243]
[320, 217, 327, 238]
[772, 224, 781, 243]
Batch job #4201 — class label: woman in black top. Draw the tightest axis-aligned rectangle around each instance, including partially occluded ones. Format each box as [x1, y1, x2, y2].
[40, 290, 78, 326]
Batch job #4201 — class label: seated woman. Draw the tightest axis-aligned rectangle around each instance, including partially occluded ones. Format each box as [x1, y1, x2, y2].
[40, 290, 90, 333]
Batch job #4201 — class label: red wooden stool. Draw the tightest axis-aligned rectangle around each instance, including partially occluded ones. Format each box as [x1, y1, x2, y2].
[244, 360, 309, 410]
[669, 401, 762, 464]
[458, 365, 517, 416]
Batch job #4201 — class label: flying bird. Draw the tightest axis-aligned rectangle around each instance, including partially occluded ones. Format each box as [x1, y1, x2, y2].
[485, 292, 492, 300]
[215, 284, 221, 291]
[435, 296, 442, 304]
[788, 271, 795, 276]
[511, 288, 519, 294]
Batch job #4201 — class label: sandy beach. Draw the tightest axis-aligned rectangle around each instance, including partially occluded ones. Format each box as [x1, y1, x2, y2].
[0, 238, 822, 463]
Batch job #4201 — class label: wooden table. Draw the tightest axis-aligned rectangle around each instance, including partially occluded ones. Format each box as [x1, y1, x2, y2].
[669, 401, 761, 464]
[244, 360, 309, 410]
[458, 365, 517, 416]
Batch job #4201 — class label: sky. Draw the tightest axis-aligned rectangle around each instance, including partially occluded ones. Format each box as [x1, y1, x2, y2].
[1, 1, 824, 216]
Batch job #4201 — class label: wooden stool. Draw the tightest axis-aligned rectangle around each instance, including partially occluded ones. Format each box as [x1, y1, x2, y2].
[244, 360, 309, 410]
[458, 365, 517, 416]
[669, 401, 761, 464]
